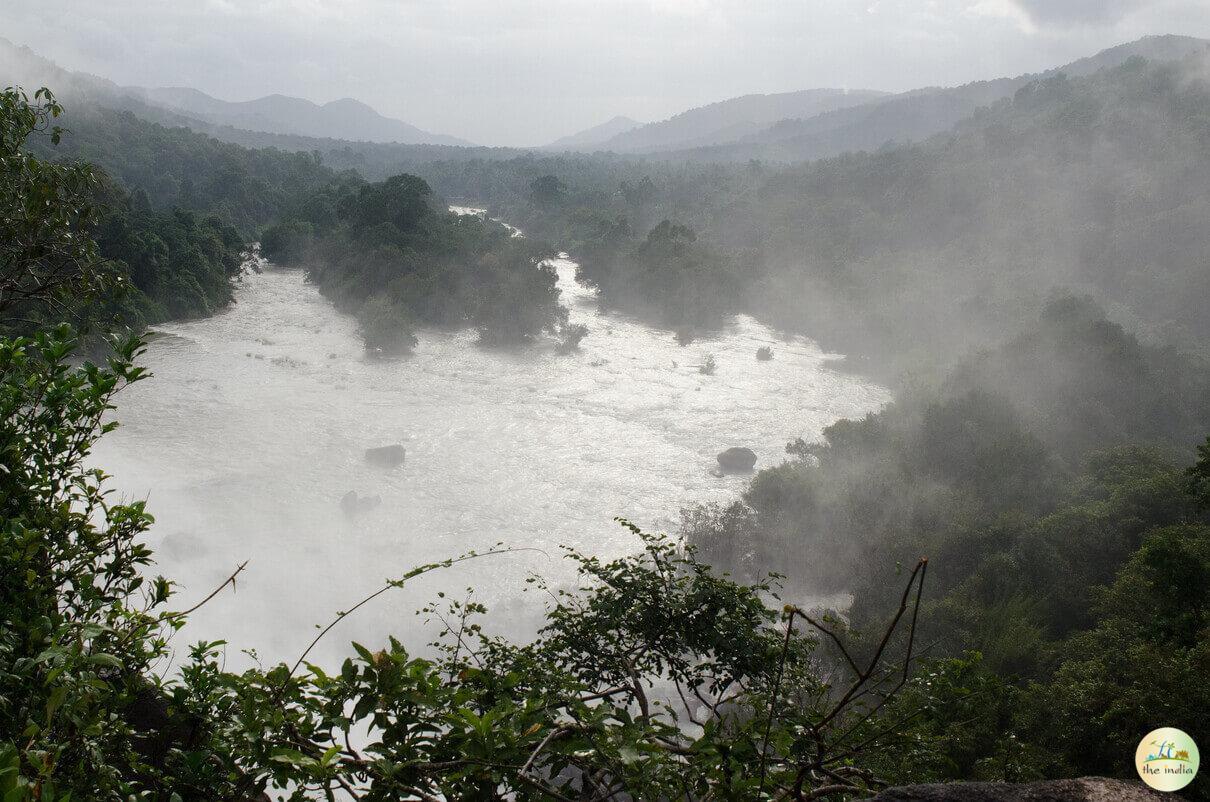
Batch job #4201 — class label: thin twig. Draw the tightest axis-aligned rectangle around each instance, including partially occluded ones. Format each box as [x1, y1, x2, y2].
[521, 725, 573, 775]
[757, 606, 796, 799]
[796, 611, 862, 679]
[287, 547, 543, 680]
[163, 560, 249, 620]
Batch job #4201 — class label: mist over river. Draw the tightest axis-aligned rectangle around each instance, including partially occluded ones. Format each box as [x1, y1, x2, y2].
[93, 241, 888, 669]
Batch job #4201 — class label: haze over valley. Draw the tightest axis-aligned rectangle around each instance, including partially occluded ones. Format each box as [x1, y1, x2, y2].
[5, 3, 1210, 799]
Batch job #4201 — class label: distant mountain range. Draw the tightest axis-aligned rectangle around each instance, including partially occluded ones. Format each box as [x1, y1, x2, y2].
[662, 33, 1210, 163]
[0, 37, 470, 147]
[548, 88, 888, 154]
[131, 87, 471, 146]
[546, 34, 1210, 161]
[5, 34, 1210, 164]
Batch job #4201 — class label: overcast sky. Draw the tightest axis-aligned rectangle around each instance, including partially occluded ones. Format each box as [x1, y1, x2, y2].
[4, 0, 1210, 146]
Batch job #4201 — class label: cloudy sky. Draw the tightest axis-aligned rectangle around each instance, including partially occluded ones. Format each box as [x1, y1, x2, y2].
[4, 0, 1210, 145]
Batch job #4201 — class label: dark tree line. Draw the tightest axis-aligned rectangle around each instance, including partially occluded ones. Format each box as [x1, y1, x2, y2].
[262, 174, 570, 352]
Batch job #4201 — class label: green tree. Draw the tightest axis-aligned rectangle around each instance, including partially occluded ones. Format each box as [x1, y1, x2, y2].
[528, 174, 565, 208]
[0, 88, 108, 331]
[261, 219, 315, 264]
[0, 327, 168, 799]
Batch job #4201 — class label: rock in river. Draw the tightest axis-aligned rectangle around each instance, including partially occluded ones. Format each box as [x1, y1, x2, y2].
[365, 444, 405, 468]
[716, 447, 757, 473]
[340, 491, 382, 516]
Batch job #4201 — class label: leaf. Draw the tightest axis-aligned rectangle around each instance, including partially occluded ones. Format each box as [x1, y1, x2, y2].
[87, 653, 123, 669]
[618, 746, 642, 765]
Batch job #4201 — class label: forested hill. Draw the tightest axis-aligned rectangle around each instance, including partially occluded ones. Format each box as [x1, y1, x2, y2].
[20, 101, 344, 237]
[0, 37, 521, 180]
[14, 44, 1210, 374]
[656, 33, 1210, 163]
[737, 54, 1210, 368]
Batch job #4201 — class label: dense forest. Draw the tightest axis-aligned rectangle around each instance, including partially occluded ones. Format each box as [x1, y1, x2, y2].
[262, 175, 570, 351]
[19, 101, 341, 236]
[1, 93, 247, 333]
[683, 294, 1210, 779]
[3, 31, 1210, 802]
[5, 96, 340, 330]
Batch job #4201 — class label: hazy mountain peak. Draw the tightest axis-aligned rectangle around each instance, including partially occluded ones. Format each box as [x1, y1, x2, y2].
[596, 87, 888, 153]
[543, 115, 643, 150]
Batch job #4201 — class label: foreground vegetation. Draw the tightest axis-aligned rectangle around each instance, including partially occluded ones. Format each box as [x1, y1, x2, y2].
[0, 336, 933, 798]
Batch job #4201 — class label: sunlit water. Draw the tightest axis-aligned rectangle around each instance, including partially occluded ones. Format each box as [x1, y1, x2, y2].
[93, 238, 889, 670]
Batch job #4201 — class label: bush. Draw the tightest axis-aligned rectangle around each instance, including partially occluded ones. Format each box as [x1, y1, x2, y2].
[357, 294, 418, 356]
[0, 327, 169, 798]
[557, 322, 589, 353]
[260, 219, 314, 264]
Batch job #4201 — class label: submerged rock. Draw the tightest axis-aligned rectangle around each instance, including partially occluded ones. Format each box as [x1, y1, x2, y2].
[340, 491, 382, 516]
[716, 447, 757, 473]
[365, 444, 406, 467]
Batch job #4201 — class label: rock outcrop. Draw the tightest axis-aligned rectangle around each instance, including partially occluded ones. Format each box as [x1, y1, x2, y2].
[340, 490, 382, 515]
[864, 778, 1174, 801]
[717, 446, 757, 472]
[365, 444, 405, 467]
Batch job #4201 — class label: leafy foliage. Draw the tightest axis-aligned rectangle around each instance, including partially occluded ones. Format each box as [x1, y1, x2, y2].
[0, 326, 167, 800]
[0, 88, 109, 331]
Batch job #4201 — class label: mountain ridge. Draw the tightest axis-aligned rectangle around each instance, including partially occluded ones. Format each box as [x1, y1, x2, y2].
[596, 87, 888, 153]
[0, 37, 471, 147]
[132, 85, 473, 147]
[647, 33, 1210, 163]
[543, 115, 642, 150]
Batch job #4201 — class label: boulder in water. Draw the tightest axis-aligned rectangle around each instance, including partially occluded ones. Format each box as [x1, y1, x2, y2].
[365, 444, 405, 467]
[340, 491, 382, 516]
[717, 447, 757, 473]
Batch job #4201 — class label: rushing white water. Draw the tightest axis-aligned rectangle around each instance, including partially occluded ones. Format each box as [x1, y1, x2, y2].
[93, 245, 888, 669]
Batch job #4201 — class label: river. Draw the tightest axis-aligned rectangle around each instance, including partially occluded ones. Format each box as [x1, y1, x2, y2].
[92, 238, 889, 669]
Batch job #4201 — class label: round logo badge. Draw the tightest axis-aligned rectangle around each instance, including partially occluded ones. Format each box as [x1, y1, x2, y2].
[1136, 728, 1199, 792]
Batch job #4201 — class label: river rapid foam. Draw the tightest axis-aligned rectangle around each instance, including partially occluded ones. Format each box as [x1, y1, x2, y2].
[93, 238, 888, 667]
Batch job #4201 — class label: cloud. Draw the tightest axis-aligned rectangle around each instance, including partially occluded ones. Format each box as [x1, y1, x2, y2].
[1007, 0, 1146, 27]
